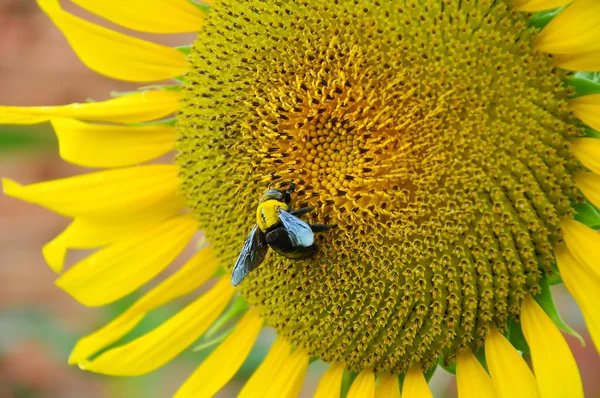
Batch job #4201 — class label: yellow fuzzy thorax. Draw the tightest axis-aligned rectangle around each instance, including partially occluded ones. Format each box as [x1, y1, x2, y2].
[256, 200, 288, 232]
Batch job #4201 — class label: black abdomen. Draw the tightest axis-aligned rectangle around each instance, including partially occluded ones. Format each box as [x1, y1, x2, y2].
[265, 226, 318, 259]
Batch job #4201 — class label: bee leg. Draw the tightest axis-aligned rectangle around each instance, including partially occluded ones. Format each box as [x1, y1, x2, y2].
[310, 223, 332, 233]
[289, 206, 314, 217]
[284, 181, 295, 204]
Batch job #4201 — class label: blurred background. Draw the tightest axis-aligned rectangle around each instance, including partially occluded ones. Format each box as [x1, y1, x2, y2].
[0, 0, 598, 397]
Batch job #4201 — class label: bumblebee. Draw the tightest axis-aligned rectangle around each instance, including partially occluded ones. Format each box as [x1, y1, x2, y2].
[231, 182, 331, 286]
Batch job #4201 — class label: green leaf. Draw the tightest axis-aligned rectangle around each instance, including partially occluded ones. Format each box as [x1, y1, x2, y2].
[441, 358, 456, 375]
[508, 317, 530, 355]
[424, 365, 437, 382]
[474, 345, 489, 373]
[192, 328, 233, 352]
[575, 71, 600, 83]
[131, 118, 177, 127]
[534, 276, 585, 346]
[110, 85, 180, 98]
[584, 127, 600, 139]
[175, 45, 192, 55]
[203, 295, 249, 339]
[547, 268, 563, 286]
[190, 0, 211, 14]
[565, 77, 600, 97]
[528, 7, 564, 30]
[573, 201, 600, 228]
[340, 370, 359, 398]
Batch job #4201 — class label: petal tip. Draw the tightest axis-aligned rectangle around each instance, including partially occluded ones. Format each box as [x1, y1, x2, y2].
[42, 239, 67, 273]
[68, 349, 82, 365]
[2, 178, 23, 199]
[55, 276, 99, 307]
[77, 359, 90, 370]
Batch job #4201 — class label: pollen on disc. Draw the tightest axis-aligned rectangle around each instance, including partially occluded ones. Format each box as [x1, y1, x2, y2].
[176, 0, 584, 373]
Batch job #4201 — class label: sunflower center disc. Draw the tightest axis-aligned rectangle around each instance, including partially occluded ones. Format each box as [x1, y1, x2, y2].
[177, 0, 582, 373]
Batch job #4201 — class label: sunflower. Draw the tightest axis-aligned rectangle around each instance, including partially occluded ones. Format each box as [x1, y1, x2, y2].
[2, 0, 600, 396]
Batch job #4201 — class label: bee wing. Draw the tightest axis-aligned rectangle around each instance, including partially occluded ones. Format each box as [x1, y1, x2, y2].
[231, 225, 268, 286]
[278, 209, 314, 247]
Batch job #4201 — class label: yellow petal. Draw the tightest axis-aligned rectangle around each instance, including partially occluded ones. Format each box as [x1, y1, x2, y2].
[0, 90, 180, 124]
[263, 348, 309, 398]
[238, 338, 292, 398]
[347, 369, 375, 398]
[456, 352, 499, 398]
[560, 217, 600, 281]
[536, 0, 600, 54]
[554, 50, 600, 72]
[401, 366, 433, 398]
[521, 296, 583, 398]
[56, 214, 198, 306]
[570, 94, 600, 132]
[375, 373, 401, 398]
[555, 247, 600, 353]
[68, 246, 220, 364]
[513, 0, 572, 12]
[80, 278, 234, 376]
[51, 118, 176, 168]
[1, 165, 184, 221]
[174, 309, 263, 398]
[485, 329, 541, 398]
[37, 0, 188, 82]
[571, 138, 600, 175]
[71, 0, 204, 34]
[575, 172, 600, 210]
[314, 363, 345, 398]
[43, 212, 179, 273]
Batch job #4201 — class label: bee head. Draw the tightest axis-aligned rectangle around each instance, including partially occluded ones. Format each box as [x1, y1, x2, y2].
[259, 188, 286, 204]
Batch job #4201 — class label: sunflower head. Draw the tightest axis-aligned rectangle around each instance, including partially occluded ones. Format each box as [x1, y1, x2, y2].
[177, 0, 585, 373]
[2, 0, 600, 397]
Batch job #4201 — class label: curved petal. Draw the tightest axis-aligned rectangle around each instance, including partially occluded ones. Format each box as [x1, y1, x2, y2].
[174, 309, 263, 398]
[51, 118, 176, 168]
[485, 329, 541, 398]
[71, 0, 205, 34]
[560, 217, 600, 281]
[375, 373, 400, 398]
[238, 338, 291, 398]
[571, 138, 600, 175]
[555, 247, 600, 353]
[401, 366, 433, 398]
[43, 212, 181, 273]
[56, 214, 198, 306]
[513, 0, 572, 12]
[554, 50, 600, 71]
[570, 94, 600, 132]
[80, 278, 234, 376]
[536, 0, 600, 54]
[0, 90, 180, 125]
[69, 246, 220, 364]
[575, 172, 600, 210]
[1, 165, 184, 221]
[37, 0, 188, 82]
[521, 296, 583, 398]
[456, 352, 498, 398]
[347, 369, 375, 398]
[263, 348, 309, 398]
[313, 363, 345, 398]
